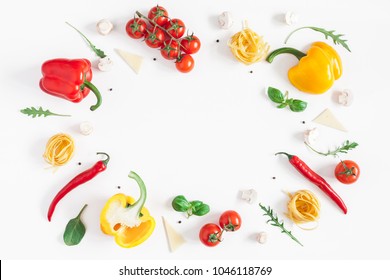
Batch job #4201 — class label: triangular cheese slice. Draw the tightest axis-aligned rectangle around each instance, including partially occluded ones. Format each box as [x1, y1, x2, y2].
[115, 48, 143, 74]
[313, 109, 347, 132]
[162, 216, 185, 252]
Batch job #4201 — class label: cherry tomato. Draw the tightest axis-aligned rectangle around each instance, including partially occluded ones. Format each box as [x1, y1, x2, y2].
[219, 210, 242, 232]
[160, 40, 180, 60]
[144, 27, 165, 48]
[148, 5, 169, 26]
[175, 54, 194, 73]
[180, 34, 201, 54]
[335, 160, 360, 184]
[199, 223, 222, 247]
[165, 19, 186, 39]
[125, 18, 147, 39]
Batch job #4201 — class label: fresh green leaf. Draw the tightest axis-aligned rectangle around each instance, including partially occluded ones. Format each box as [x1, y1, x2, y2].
[172, 195, 210, 218]
[288, 99, 307, 112]
[284, 26, 351, 52]
[63, 204, 88, 246]
[267, 87, 285, 103]
[305, 140, 359, 157]
[191, 203, 210, 216]
[66, 22, 106, 58]
[277, 103, 288, 109]
[171, 195, 191, 212]
[259, 203, 303, 246]
[267, 87, 307, 112]
[20, 106, 70, 118]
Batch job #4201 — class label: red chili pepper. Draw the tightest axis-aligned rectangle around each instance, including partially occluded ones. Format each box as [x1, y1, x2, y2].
[39, 58, 102, 111]
[276, 152, 347, 214]
[47, 152, 110, 221]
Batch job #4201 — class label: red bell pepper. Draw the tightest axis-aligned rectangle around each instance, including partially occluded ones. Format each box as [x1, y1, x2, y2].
[39, 58, 102, 111]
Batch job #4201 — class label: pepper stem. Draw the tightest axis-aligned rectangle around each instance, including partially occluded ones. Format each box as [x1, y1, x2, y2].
[275, 152, 293, 160]
[128, 171, 147, 217]
[83, 80, 102, 111]
[96, 152, 110, 166]
[266, 47, 306, 63]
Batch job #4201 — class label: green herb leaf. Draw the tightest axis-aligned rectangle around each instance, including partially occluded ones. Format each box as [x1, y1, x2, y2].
[267, 87, 285, 103]
[20, 106, 71, 118]
[171, 195, 191, 212]
[305, 140, 359, 157]
[63, 204, 88, 246]
[66, 22, 106, 58]
[277, 103, 288, 109]
[191, 202, 210, 216]
[267, 87, 307, 112]
[288, 99, 307, 112]
[172, 195, 210, 217]
[259, 203, 303, 246]
[285, 26, 351, 52]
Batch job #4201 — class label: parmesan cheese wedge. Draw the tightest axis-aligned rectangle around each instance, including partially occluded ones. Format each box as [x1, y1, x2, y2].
[162, 216, 186, 252]
[115, 48, 143, 74]
[312, 108, 347, 132]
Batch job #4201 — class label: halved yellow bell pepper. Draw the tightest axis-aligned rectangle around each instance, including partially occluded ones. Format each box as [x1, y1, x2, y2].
[100, 171, 155, 248]
[266, 42, 342, 94]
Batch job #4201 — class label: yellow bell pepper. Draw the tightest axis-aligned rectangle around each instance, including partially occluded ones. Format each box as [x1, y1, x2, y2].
[266, 42, 342, 94]
[100, 171, 155, 248]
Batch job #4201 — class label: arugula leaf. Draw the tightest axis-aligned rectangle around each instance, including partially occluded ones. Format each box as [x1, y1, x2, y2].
[259, 203, 303, 246]
[20, 106, 70, 118]
[66, 22, 107, 58]
[305, 140, 358, 157]
[285, 26, 351, 52]
[63, 204, 88, 246]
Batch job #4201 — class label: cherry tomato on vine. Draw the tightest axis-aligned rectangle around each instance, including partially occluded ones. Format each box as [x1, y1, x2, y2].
[125, 18, 147, 39]
[148, 5, 169, 26]
[199, 223, 222, 247]
[160, 40, 180, 60]
[175, 54, 194, 73]
[144, 27, 165, 48]
[219, 210, 242, 232]
[180, 34, 201, 54]
[335, 160, 360, 184]
[165, 18, 186, 39]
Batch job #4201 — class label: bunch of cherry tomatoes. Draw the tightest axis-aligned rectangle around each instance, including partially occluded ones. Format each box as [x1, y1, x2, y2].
[126, 5, 201, 73]
[199, 210, 242, 247]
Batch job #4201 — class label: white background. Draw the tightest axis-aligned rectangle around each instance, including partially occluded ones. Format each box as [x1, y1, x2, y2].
[1, 0, 390, 263]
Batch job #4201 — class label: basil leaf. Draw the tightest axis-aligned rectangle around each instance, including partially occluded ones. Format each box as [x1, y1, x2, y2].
[267, 87, 285, 104]
[289, 99, 308, 112]
[63, 204, 87, 246]
[192, 203, 210, 216]
[172, 195, 191, 212]
[277, 103, 288, 109]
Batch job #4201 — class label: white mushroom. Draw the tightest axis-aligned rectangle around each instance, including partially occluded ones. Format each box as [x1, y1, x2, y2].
[303, 127, 319, 145]
[98, 56, 113, 72]
[338, 89, 353, 106]
[80, 121, 94, 135]
[285, 11, 299, 26]
[218, 11, 234, 29]
[256, 232, 267, 244]
[96, 19, 113, 35]
[240, 189, 257, 204]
